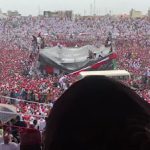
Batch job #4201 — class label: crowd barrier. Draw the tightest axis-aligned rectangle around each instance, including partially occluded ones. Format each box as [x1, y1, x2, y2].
[0, 95, 49, 123]
[0, 95, 49, 106]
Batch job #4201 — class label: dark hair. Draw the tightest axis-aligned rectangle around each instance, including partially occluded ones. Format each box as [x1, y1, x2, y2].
[44, 76, 150, 150]
[33, 120, 37, 126]
[16, 115, 20, 121]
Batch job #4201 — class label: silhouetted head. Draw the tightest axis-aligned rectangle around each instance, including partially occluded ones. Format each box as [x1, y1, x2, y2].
[45, 76, 150, 150]
[16, 115, 21, 122]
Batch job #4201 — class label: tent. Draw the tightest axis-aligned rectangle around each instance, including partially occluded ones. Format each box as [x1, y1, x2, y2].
[39, 45, 116, 74]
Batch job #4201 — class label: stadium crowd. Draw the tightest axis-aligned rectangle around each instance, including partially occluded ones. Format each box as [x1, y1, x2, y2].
[0, 15, 149, 149]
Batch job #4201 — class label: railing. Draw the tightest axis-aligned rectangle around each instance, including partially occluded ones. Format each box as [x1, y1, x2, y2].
[0, 95, 49, 106]
[0, 95, 50, 123]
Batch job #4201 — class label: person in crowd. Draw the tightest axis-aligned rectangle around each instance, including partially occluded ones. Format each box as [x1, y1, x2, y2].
[37, 33, 42, 50]
[31, 35, 38, 53]
[10, 89, 16, 104]
[0, 120, 3, 144]
[46, 89, 51, 103]
[41, 37, 45, 49]
[44, 76, 150, 150]
[20, 89, 28, 100]
[30, 90, 35, 102]
[14, 116, 27, 143]
[15, 116, 27, 128]
[59, 75, 68, 91]
[38, 117, 46, 132]
[88, 49, 94, 59]
[10, 118, 18, 142]
[33, 119, 39, 130]
[20, 126, 41, 150]
[0, 133, 19, 150]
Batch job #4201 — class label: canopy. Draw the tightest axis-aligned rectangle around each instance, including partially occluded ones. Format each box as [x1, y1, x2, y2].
[39, 45, 113, 73]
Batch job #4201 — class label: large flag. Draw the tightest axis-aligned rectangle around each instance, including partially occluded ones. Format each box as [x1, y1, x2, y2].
[69, 52, 117, 76]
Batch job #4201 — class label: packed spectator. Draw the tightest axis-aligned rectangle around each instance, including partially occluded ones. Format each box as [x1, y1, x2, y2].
[0, 15, 149, 149]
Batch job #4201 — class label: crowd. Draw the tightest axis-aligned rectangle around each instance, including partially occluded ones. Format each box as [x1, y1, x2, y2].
[116, 38, 150, 102]
[0, 15, 149, 149]
[0, 115, 45, 150]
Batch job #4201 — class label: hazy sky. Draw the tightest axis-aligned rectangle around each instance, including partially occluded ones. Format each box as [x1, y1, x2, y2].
[0, 0, 149, 16]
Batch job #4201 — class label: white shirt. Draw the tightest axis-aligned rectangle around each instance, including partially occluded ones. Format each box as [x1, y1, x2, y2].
[0, 142, 19, 150]
[62, 82, 68, 91]
[59, 76, 66, 87]
[147, 69, 150, 77]
[0, 129, 4, 144]
[37, 37, 41, 44]
[38, 118, 46, 131]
